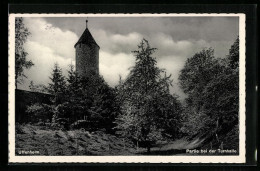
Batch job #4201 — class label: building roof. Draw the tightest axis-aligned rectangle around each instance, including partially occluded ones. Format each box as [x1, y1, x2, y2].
[74, 22, 99, 48]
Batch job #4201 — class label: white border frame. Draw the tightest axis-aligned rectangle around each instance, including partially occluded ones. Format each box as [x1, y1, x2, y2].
[8, 13, 246, 163]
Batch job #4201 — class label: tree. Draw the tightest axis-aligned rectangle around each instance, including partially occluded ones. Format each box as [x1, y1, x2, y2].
[115, 39, 182, 152]
[65, 64, 85, 122]
[15, 17, 34, 88]
[155, 94, 183, 139]
[43, 63, 67, 126]
[91, 76, 119, 133]
[48, 63, 66, 99]
[72, 72, 120, 133]
[228, 36, 239, 69]
[202, 38, 239, 138]
[179, 49, 227, 135]
[60, 65, 119, 132]
[26, 64, 68, 128]
[26, 64, 77, 129]
[179, 38, 239, 150]
[179, 49, 224, 109]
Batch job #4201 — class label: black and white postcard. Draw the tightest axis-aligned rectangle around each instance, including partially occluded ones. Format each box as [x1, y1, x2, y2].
[8, 14, 246, 163]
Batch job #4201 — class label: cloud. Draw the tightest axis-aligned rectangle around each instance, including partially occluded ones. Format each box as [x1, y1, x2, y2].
[99, 51, 135, 87]
[89, 17, 238, 42]
[44, 17, 238, 47]
[150, 33, 193, 57]
[23, 18, 78, 59]
[91, 29, 143, 55]
[156, 54, 186, 97]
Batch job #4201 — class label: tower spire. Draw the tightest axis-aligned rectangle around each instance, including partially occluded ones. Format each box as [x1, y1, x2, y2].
[75, 19, 100, 77]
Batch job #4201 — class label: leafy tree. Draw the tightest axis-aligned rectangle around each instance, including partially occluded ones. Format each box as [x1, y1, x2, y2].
[15, 17, 34, 88]
[179, 49, 225, 110]
[228, 36, 239, 69]
[156, 94, 183, 139]
[179, 38, 239, 149]
[201, 61, 238, 125]
[179, 49, 227, 135]
[115, 39, 182, 152]
[201, 38, 239, 141]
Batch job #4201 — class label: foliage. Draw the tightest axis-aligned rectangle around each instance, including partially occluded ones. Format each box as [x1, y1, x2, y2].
[228, 36, 239, 69]
[115, 39, 182, 152]
[201, 64, 238, 126]
[26, 62, 119, 132]
[27, 64, 68, 128]
[156, 94, 183, 139]
[26, 103, 54, 123]
[179, 38, 239, 143]
[179, 48, 225, 110]
[76, 73, 119, 133]
[90, 75, 119, 133]
[180, 108, 213, 137]
[64, 65, 91, 122]
[48, 63, 67, 95]
[15, 17, 34, 88]
[48, 63, 67, 105]
[221, 124, 239, 151]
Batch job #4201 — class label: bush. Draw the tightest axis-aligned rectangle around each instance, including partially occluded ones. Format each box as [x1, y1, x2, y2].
[26, 103, 54, 124]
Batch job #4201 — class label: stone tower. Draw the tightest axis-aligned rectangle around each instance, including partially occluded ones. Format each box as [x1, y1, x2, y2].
[74, 20, 99, 77]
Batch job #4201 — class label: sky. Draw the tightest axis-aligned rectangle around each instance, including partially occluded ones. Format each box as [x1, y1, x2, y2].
[18, 16, 239, 100]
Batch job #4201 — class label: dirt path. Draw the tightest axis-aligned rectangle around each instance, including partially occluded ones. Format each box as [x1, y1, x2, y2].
[139, 138, 205, 155]
[160, 137, 205, 150]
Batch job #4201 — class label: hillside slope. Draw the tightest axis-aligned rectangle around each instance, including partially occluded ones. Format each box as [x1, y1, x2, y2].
[15, 124, 237, 156]
[16, 124, 137, 155]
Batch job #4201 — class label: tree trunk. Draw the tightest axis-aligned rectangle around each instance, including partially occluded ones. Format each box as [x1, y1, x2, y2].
[147, 146, 151, 154]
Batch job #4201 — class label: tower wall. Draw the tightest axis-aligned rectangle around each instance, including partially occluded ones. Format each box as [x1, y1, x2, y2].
[75, 43, 99, 77]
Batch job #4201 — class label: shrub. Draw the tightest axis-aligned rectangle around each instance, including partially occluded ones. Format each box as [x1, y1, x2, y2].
[26, 103, 54, 123]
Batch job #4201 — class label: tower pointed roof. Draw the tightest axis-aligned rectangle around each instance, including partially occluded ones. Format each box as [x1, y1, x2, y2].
[74, 20, 99, 48]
